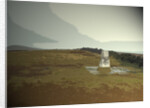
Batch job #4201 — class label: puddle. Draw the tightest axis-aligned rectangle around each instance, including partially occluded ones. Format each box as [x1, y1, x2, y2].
[85, 66, 130, 75]
[85, 66, 99, 75]
[110, 67, 130, 74]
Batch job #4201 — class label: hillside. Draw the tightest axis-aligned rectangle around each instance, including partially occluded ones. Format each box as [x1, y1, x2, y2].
[8, 49, 143, 107]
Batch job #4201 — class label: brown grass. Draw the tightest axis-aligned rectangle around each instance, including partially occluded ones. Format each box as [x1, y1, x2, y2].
[97, 67, 111, 75]
[8, 82, 143, 107]
[7, 50, 143, 107]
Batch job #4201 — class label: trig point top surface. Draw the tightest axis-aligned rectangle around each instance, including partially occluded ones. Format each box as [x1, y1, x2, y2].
[101, 50, 109, 58]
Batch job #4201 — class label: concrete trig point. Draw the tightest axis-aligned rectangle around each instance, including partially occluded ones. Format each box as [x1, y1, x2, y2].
[99, 50, 110, 67]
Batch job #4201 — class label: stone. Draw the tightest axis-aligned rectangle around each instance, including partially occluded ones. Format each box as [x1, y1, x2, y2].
[99, 50, 110, 67]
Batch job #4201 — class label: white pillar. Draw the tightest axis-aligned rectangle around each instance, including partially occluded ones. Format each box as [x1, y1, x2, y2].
[99, 50, 110, 67]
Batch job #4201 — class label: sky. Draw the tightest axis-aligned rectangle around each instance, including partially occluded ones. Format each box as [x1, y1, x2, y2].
[7, 1, 143, 53]
[50, 3, 143, 42]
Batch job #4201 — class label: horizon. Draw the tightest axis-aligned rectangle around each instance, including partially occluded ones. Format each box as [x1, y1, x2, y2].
[7, 45, 143, 54]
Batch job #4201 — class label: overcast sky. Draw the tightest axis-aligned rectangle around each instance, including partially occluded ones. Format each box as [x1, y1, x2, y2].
[8, 1, 143, 52]
[50, 3, 143, 42]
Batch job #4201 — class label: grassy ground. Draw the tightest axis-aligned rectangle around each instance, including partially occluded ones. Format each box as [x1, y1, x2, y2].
[7, 50, 143, 107]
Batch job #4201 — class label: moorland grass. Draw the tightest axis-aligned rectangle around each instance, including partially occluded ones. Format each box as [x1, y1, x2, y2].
[7, 50, 143, 107]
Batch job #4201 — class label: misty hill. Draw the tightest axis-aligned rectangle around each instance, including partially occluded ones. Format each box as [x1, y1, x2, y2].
[7, 45, 40, 51]
[7, 1, 104, 49]
[8, 1, 143, 53]
[7, 16, 57, 47]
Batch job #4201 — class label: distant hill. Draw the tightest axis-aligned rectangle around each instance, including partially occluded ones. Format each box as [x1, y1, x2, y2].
[7, 16, 57, 47]
[7, 1, 102, 49]
[80, 47, 102, 54]
[7, 45, 40, 51]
